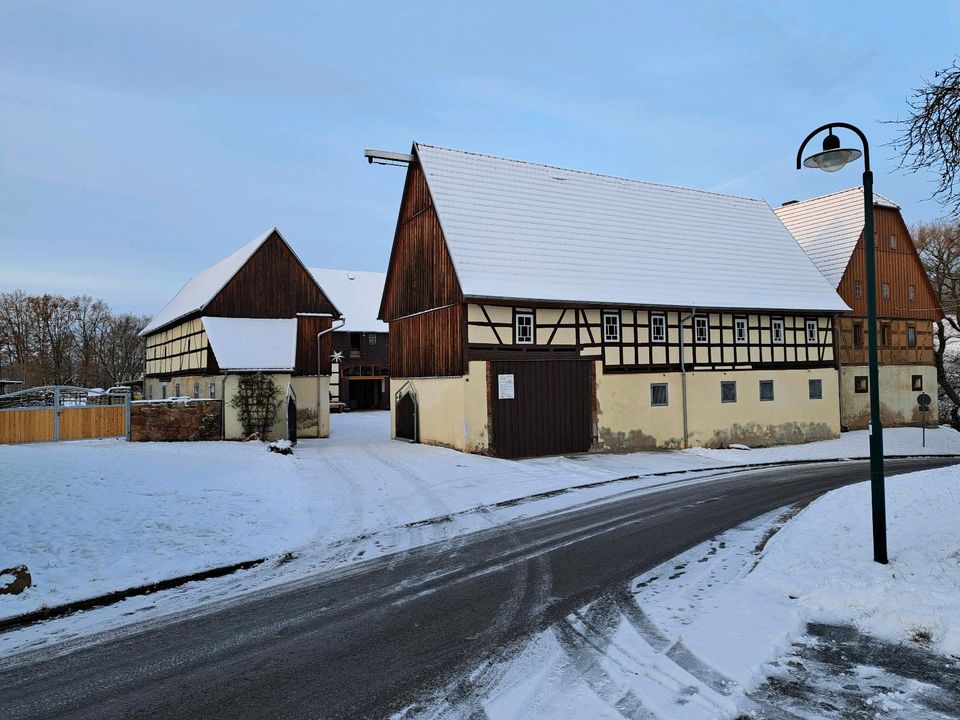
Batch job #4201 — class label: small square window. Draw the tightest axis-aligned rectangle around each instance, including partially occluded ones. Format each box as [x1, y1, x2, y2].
[695, 316, 708, 344]
[809, 379, 822, 400]
[210, 383, 217, 399]
[907, 326, 917, 348]
[889, 234, 897, 249]
[806, 319, 818, 344]
[735, 317, 747, 344]
[603, 313, 621, 343]
[912, 375, 923, 391]
[853, 323, 863, 347]
[193, 383, 200, 399]
[515, 313, 534, 344]
[759, 380, 774, 401]
[651, 314, 666, 343]
[721, 381, 737, 403]
[772, 318, 784, 344]
[651, 383, 668, 407]
[854, 280, 862, 299]
[882, 282, 890, 299]
[855, 376, 868, 393]
[908, 284, 915, 302]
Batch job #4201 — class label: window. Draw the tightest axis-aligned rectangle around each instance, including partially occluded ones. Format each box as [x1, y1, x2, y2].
[721, 381, 737, 403]
[912, 375, 923, 391]
[175, 382, 181, 397]
[193, 383, 200, 399]
[350, 332, 362, 349]
[889, 233, 897, 249]
[809, 379, 822, 400]
[759, 380, 774, 401]
[908, 284, 916, 302]
[603, 312, 621, 342]
[695, 316, 708, 344]
[855, 280, 862, 299]
[650, 383, 668, 407]
[881, 324, 890, 347]
[882, 282, 890, 299]
[210, 383, 216, 399]
[907, 325, 917, 348]
[735, 317, 747, 344]
[147, 386, 153, 400]
[772, 318, 784, 344]
[855, 376, 868, 393]
[368, 334, 377, 346]
[515, 312, 534, 344]
[161, 384, 168, 399]
[806, 319, 818, 344]
[853, 323, 863, 347]
[651, 314, 666, 343]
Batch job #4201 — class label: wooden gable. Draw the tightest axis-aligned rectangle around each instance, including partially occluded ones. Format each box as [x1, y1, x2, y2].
[379, 159, 463, 322]
[204, 230, 338, 320]
[836, 207, 943, 321]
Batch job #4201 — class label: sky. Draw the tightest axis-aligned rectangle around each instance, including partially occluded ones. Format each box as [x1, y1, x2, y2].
[2, 1, 960, 315]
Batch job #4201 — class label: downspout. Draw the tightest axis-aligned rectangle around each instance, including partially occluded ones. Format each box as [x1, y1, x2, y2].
[680, 309, 696, 448]
[317, 319, 346, 437]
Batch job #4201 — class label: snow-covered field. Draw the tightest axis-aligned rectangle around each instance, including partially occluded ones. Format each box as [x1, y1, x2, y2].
[433, 466, 960, 719]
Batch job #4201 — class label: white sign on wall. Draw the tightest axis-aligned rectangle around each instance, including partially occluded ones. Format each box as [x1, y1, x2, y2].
[497, 374, 515, 399]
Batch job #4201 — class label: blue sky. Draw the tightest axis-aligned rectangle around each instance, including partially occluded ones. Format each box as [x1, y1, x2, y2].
[2, 1, 959, 314]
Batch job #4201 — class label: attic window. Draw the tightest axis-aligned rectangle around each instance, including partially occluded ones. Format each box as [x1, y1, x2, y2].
[889, 234, 897, 249]
[772, 318, 784, 344]
[806, 319, 818, 344]
[515, 312, 534, 344]
[603, 312, 621, 343]
[735, 317, 747, 344]
[651, 314, 666, 343]
[908, 284, 916, 302]
[694, 316, 708, 344]
[855, 280, 862, 299]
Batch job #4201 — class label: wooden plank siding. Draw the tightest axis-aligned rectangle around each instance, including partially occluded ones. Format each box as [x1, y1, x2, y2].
[0, 408, 55, 444]
[205, 231, 337, 320]
[60, 406, 126, 440]
[390, 305, 464, 377]
[380, 161, 464, 322]
[294, 315, 333, 376]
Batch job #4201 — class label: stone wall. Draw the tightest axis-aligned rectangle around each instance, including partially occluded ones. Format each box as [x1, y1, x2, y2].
[131, 400, 222, 441]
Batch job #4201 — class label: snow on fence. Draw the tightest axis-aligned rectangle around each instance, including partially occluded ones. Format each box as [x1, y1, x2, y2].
[0, 386, 130, 445]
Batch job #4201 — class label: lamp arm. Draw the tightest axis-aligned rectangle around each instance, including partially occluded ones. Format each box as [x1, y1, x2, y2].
[795, 121, 870, 172]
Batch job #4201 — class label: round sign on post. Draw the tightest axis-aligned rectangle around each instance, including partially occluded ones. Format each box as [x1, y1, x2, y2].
[917, 393, 932, 410]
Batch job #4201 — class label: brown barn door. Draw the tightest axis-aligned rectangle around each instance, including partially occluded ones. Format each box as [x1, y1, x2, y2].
[491, 359, 592, 459]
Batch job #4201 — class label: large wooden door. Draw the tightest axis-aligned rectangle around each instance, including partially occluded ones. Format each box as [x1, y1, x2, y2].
[490, 359, 592, 459]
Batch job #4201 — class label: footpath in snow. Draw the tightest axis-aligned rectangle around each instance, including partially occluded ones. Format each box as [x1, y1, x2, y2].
[425, 465, 960, 719]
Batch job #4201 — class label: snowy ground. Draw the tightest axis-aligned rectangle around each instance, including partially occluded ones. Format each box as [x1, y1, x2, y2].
[417, 466, 960, 719]
[1, 413, 958, 660]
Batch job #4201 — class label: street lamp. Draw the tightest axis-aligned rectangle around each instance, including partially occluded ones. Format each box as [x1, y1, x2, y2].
[797, 122, 887, 565]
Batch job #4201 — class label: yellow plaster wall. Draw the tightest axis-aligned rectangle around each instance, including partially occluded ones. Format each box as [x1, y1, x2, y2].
[840, 365, 937, 429]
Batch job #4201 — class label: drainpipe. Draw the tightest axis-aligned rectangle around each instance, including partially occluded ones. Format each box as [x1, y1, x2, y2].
[679, 309, 696, 448]
[317, 319, 346, 437]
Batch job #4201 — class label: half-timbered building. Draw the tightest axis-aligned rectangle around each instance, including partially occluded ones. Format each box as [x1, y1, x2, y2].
[379, 144, 850, 457]
[308, 269, 389, 410]
[775, 188, 944, 429]
[139, 228, 340, 439]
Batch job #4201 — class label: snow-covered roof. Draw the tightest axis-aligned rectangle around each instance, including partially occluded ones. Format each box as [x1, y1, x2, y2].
[774, 187, 900, 288]
[308, 268, 387, 333]
[415, 144, 849, 313]
[140, 228, 278, 336]
[201, 317, 298, 371]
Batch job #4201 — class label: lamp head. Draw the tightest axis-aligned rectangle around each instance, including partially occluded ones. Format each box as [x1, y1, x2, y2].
[802, 130, 862, 172]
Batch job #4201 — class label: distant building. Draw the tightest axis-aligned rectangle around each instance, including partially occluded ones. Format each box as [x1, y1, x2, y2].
[0, 379, 24, 395]
[379, 144, 849, 457]
[308, 269, 389, 411]
[139, 228, 340, 439]
[776, 189, 943, 429]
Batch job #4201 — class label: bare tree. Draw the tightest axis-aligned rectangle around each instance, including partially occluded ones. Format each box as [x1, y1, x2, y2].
[913, 220, 960, 427]
[97, 312, 149, 386]
[890, 59, 960, 218]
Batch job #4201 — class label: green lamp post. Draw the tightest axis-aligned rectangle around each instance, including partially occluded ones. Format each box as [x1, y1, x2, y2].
[796, 122, 888, 565]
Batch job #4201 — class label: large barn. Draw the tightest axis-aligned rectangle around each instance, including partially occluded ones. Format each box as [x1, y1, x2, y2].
[140, 228, 340, 439]
[379, 144, 850, 457]
[775, 188, 944, 429]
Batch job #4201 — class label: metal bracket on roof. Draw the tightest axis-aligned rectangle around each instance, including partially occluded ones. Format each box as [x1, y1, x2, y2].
[364, 149, 415, 165]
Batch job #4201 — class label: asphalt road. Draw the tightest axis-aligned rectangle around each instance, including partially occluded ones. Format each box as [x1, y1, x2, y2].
[0, 457, 956, 720]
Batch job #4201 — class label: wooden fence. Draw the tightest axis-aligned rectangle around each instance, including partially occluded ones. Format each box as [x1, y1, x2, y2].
[0, 386, 130, 445]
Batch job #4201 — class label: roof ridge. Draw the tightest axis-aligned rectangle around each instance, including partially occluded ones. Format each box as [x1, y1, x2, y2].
[415, 142, 768, 205]
[777, 186, 900, 210]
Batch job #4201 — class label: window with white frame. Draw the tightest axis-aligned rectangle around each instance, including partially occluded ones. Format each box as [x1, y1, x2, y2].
[651, 314, 666, 343]
[515, 312, 534, 344]
[735, 317, 747, 344]
[603, 312, 621, 342]
[806, 319, 818, 344]
[772, 318, 784, 344]
[694, 316, 708, 344]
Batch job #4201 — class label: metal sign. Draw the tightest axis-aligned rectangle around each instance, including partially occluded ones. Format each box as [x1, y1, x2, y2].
[497, 374, 515, 400]
[917, 393, 932, 410]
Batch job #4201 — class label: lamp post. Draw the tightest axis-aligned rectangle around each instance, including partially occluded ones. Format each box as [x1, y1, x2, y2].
[796, 122, 887, 565]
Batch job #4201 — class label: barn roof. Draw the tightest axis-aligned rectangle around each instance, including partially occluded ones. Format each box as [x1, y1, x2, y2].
[140, 227, 313, 336]
[201, 317, 298, 371]
[413, 144, 848, 313]
[308, 268, 387, 333]
[774, 187, 900, 288]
